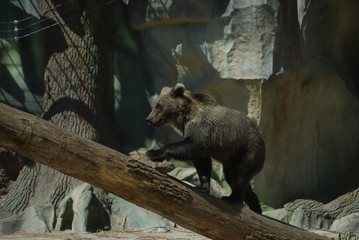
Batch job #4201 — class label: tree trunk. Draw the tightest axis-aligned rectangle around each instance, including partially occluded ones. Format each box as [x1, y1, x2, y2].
[2, 0, 117, 215]
[0, 102, 329, 240]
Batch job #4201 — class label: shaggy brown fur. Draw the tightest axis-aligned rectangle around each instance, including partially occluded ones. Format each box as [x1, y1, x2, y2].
[146, 83, 265, 213]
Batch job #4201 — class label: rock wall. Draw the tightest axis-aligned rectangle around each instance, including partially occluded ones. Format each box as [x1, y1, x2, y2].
[258, 66, 359, 207]
[257, 0, 359, 207]
[130, 0, 359, 208]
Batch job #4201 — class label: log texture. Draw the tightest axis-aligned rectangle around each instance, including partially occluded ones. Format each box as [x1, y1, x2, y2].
[0, 103, 328, 240]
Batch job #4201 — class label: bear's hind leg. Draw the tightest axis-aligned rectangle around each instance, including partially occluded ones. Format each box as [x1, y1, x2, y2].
[193, 157, 212, 193]
[222, 157, 262, 213]
[245, 186, 262, 214]
[222, 173, 250, 206]
[222, 159, 251, 205]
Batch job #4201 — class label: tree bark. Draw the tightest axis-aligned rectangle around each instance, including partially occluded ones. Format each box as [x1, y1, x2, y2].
[2, 0, 118, 215]
[0, 103, 329, 240]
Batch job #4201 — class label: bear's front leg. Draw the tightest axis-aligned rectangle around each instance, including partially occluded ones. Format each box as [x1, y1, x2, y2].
[147, 137, 204, 162]
[193, 157, 212, 193]
[147, 148, 169, 162]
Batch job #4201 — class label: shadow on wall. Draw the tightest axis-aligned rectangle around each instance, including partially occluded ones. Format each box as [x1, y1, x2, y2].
[130, 0, 230, 93]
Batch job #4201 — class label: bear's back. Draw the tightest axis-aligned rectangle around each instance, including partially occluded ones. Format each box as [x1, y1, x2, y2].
[199, 105, 264, 165]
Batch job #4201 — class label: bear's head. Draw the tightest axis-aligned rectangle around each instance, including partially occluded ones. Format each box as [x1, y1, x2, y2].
[146, 83, 192, 128]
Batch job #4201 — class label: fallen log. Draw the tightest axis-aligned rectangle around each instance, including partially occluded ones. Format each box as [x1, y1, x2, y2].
[0, 103, 328, 240]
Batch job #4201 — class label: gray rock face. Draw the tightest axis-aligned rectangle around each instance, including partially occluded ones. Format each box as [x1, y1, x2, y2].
[256, 0, 359, 207]
[264, 188, 359, 233]
[111, 197, 171, 232]
[133, 0, 278, 91]
[257, 66, 359, 207]
[330, 213, 359, 233]
[0, 204, 54, 234]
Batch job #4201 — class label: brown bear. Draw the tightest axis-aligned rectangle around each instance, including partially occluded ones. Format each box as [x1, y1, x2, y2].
[146, 83, 265, 214]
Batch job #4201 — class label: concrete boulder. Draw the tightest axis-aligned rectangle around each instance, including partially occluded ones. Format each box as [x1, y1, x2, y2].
[55, 183, 112, 233]
[0, 204, 54, 234]
[264, 188, 359, 233]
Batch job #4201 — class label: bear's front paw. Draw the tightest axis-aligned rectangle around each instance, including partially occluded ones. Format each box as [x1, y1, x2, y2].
[146, 149, 167, 162]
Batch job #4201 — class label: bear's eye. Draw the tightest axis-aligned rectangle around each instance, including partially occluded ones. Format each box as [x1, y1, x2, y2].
[155, 104, 162, 111]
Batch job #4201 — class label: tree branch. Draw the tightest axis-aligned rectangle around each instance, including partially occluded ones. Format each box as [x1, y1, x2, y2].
[0, 103, 328, 240]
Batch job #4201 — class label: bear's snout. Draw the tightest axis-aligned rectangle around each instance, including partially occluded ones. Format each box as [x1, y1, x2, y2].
[146, 113, 163, 127]
[145, 114, 156, 126]
[145, 116, 152, 124]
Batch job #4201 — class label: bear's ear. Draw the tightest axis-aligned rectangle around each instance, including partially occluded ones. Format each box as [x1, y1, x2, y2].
[172, 83, 185, 97]
[160, 87, 171, 95]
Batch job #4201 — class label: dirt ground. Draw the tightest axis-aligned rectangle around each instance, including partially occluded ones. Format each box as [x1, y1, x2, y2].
[0, 228, 344, 240]
[0, 227, 210, 240]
